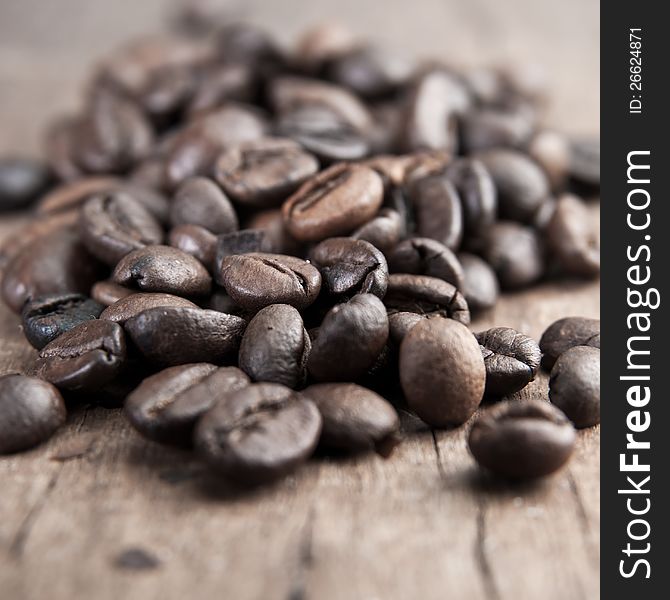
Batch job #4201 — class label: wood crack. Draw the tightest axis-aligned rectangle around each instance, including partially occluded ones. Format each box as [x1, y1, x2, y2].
[475, 501, 501, 600]
[287, 508, 315, 600]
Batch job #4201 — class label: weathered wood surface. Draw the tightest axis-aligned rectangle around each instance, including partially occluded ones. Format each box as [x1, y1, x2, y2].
[0, 1, 599, 599]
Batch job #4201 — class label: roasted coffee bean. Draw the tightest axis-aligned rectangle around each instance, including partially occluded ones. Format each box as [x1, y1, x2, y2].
[217, 252, 321, 311]
[195, 383, 322, 484]
[100, 293, 198, 324]
[215, 230, 273, 263]
[34, 320, 126, 391]
[527, 130, 570, 190]
[384, 274, 470, 325]
[460, 108, 534, 153]
[22, 294, 104, 350]
[569, 138, 599, 188]
[168, 224, 217, 271]
[458, 253, 499, 312]
[137, 64, 196, 123]
[125, 306, 246, 365]
[482, 222, 544, 289]
[468, 400, 576, 479]
[400, 318, 485, 426]
[408, 174, 463, 250]
[125, 363, 250, 446]
[36, 176, 119, 214]
[308, 294, 388, 382]
[476, 327, 541, 397]
[2, 229, 103, 313]
[44, 117, 83, 181]
[445, 158, 497, 236]
[545, 194, 600, 277]
[216, 23, 284, 68]
[79, 191, 164, 266]
[477, 149, 550, 223]
[539, 316, 600, 370]
[350, 208, 402, 253]
[187, 63, 257, 115]
[309, 238, 388, 300]
[91, 281, 134, 306]
[206, 291, 247, 317]
[295, 22, 358, 71]
[283, 163, 384, 242]
[387, 238, 464, 290]
[368, 103, 404, 155]
[215, 138, 319, 207]
[549, 346, 600, 428]
[0, 158, 52, 211]
[245, 209, 302, 255]
[239, 304, 310, 388]
[302, 383, 400, 455]
[388, 311, 433, 345]
[0, 374, 66, 454]
[112, 245, 212, 297]
[171, 177, 238, 234]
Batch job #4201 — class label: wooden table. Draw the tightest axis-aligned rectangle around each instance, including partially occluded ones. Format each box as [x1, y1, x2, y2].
[0, 1, 600, 598]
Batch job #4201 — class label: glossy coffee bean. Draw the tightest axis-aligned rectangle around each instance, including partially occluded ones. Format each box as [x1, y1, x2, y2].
[549, 346, 600, 428]
[458, 253, 499, 312]
[388, 311, 435, 345]
[309, 237, 388, 300]
[100, 292, 198, 324]
[125, 363, 250, 446]
[302, 383, 400, 455]
[387, 238, 464, 290]
[112, 245, 212, 297]
[350, 208, 402, 253]
[125, 306, 246, 365]
[195, 383, 322, 484]
[476, 327, 541, 396]
[239, 304, 310, 388]
[91, 281, 134, 306]
[283, 163, 384, 242]
[0, 158, 52, 211]
[445, 158, 497, 236]
[171, 177, 238, 234]
[539, 316, 600, 370]
[0, 374, 66, 454]
[215, 230, 273, 263]
[22, 294, 104, 350]
[400, 318, 485, 427]
[308, 294, 388, 382]
[215, 137, 319, 207]
[168, 224, 217, 271]
[468, 400, 576, 479]
[34, 320, 126, 391]
[218, 252, 321, 311]
[569, 138, 600, 188]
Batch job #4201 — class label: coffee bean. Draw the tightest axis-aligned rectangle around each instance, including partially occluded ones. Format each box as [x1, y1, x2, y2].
[368, 103, 404, 155]
[195, 383, 321, 483]
[245, 209, 302, 255]
[400, 318, 485, 426]
[527, 130, 570, 190]
[216, 23, 284, 68]
[0, 374, 66, 454]
[445, 158, 497, 236]
[350, 208, 402, 253]
[308, 294, 388, 382]
[171, 177, 238, 233]
[44, 117, 83, 181]
[388, 311, 434, 345]
[239, 304, 310, 388]
[100, 292, 198, 325]
[36, 176, 119, 214]
[206, 291, 247, 317]
[168, 224, 217, 271]
[384, 274, 470, 325]
[217, 252, 321, 311]
[187, 63, 257, 116]
[79, 191, 164, 266]
[460, 107, 534, 153]
[283, 163, 384, 242]
[387, 238, 464, 290]
[539, 316, 600, 370]
[476, 327, 541, 397]
[215, 137, 319, 207]
[125, 306, 246, 365]
[215, 230, 273, 263]
[569, 138, 599, 188]
[458, 252, 499, 312]
[34, 320, 126, 391]
[295, 22, 358, 72]
[468, 400, 576, 479]
[302, 383, 400, 455]
[22, 294, 104, 350]
[91, 281, 134, 306]
[125, 363, 250, 446]
[137, 64, 196, 124]
[309, 237, 388, 300]
[0, 158, 52, 211]
[549, 346, 600, 428]
[112, 245, 212, 297]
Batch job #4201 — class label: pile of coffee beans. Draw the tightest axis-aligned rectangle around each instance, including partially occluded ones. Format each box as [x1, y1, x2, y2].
[0, 17, 600, 484]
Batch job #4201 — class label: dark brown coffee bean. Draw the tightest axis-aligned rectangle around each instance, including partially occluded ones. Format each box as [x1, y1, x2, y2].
[168, 224, 217, 271]
[125, 363, 250, 446]
[569, 138, 599, 188]
[527, 130, 570, 190]
[445, 158, 497, 236]
[549, 346, 600, 428]
[400, 318, 484, 426]
[137, 64, 196, 123]
[468, 400, 576, 479]
[309, 238, 388, 300]
[350, 208, 402, 253]
[245, 209, 302, 255]
[539, 316, 600, 370]
[187, 63, 257, 116]
[125, 306, 246, 365]
[100, 292, 198, 325]
[215, 230, 273, 264]
[217, 253, 321, 311]
[22, 294, 104, 350]
[295, 22, 358, 71]
[112, 245, 212, 297]
[171, 177, 238, 234]
[458, 253, 499, 313]
[302, 383, 400, 455]
[460, 108, 534, 153]
[384, 274, 470, 325]
[91, 281, 134, 306]
[195, 383, 322, 483]
[0, 374, 66, 454]
[216, 23, 284, 67]
[308, 294, 388, 382]
[44, 117, 84, 181]
[0, 158, 52, 211]
[215, 138, 319, 207]
[388, 311, 435, 345]
[34, 320, 126, 391]
[283, 163, 384, 242]
[205, 291, 247, 317]
[387, 238, 464, 290]
[368, 102, 404, 155]
[36, 176, 120, 214]
[476, 327, 541, 397]
[239, 304, 310, 388]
